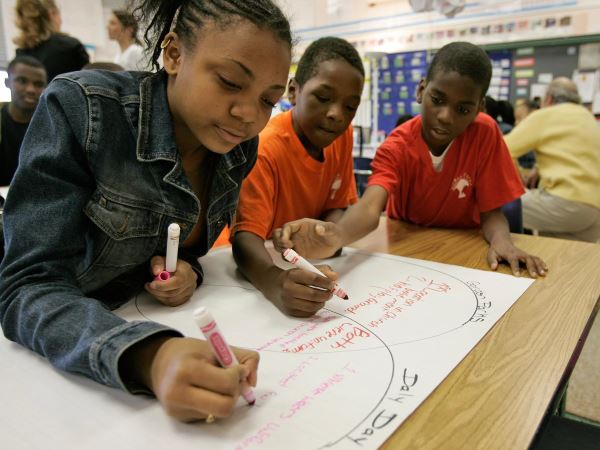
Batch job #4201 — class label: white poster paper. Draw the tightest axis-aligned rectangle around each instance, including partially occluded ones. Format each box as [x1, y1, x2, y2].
[0, 247, 534, 450]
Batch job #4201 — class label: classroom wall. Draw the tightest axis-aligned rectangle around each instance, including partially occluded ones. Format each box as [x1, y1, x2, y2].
[285, 0, 600, 55]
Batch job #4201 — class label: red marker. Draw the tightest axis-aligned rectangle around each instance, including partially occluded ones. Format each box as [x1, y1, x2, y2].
[282, 248, 349, 300]
[193, 307, 256, 406]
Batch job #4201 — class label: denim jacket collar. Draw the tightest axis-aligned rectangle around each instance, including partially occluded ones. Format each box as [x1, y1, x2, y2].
[136, 70, 177, 162]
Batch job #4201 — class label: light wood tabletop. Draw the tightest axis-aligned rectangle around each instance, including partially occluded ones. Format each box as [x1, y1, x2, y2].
[349, 217, 600, 450]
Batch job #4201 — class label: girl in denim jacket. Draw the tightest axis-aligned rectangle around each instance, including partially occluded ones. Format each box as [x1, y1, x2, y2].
[0, 0, 291, 422]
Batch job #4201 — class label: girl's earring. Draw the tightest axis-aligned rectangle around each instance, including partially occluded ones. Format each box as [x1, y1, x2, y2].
[160, 37, 172, 49]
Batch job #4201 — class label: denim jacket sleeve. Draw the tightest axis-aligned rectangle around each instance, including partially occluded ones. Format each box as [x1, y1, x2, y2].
[0, 78, 181, 392]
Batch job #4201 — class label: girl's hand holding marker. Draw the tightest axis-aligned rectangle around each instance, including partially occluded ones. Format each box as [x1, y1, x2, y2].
[145, 223, 197, 307]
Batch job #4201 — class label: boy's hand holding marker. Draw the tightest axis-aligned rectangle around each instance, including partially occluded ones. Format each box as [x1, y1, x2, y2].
[282, 248, 349, 299]
[267, 263, 338, 317]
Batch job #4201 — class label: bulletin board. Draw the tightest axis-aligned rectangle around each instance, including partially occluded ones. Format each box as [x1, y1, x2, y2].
[510, 44, 579, 101]
[377, 50, 430, 136]
[487, 49, 513, 102]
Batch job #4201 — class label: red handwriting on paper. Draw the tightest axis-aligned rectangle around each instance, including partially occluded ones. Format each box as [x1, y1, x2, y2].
[347, 277, 452, 328]
[280, 363, 357, 420]
[255, 313, 338, 351]
[278, 356, 320, 388]
[344, 280, 411, 315]
[281, 323, 371, 353]
[345, 277, 451, 318]
[330, 326, 371, 350]
[234, 422, 281, 450]
[255, 390, 278, 404]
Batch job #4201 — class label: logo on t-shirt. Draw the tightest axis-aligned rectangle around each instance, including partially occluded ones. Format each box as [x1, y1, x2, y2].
[330, 174, 342, 199]
[451, 174, 472, 199]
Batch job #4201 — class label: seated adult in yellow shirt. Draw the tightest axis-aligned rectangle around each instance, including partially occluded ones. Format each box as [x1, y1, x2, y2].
[504, 77, 600, 243]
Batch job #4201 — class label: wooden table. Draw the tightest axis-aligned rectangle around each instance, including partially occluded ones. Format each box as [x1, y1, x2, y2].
[350, 217, 600, 450]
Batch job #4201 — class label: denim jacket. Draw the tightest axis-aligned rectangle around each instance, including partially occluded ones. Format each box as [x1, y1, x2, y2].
[0, 69, 257, 391]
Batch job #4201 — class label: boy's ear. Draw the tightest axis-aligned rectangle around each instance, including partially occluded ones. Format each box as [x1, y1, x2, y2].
[478, 97, 486, 112]
[287, 78, 299, 106]
[161, 32, 182, 76]
[415, 79, 426, 104]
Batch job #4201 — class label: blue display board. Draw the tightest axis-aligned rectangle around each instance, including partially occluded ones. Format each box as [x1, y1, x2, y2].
[377, 50, 430, 137]
[487, 49, 513, 102]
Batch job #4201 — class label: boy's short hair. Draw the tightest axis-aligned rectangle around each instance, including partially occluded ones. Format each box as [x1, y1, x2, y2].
[426, 42, 492, 98]
[294, 37, 364, 87]
[7, 55, 46, 75]
[83, 62, 124, 72]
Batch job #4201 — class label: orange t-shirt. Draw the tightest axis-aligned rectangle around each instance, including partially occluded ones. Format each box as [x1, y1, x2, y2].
[232, 110, 358, 240]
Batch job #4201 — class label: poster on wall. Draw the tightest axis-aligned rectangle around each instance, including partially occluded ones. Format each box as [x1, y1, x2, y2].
[510, 45, 579, 101]
[578, 43, 600, 69]
[487, 49, 513, 101]
[377, 51, 429, 136]
[572, 70, 598, 103]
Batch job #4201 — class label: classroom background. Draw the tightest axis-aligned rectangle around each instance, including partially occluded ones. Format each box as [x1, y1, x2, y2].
[1, 0, 599, 442]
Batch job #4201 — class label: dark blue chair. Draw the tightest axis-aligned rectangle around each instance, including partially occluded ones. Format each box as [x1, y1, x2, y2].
[353, 157, 372, 197]
[501, 198, 524, 233]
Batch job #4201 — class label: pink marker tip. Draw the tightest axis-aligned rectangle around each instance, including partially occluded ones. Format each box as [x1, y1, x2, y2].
[154, 271, 171, 281]
[242, 389, 256, 406]
[343, 295, 349, 300]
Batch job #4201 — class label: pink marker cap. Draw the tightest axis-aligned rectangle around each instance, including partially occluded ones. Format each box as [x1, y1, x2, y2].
[154, 270, 171, 281]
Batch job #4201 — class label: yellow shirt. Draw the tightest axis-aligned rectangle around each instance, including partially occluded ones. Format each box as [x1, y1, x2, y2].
[505, 103, 600, 209]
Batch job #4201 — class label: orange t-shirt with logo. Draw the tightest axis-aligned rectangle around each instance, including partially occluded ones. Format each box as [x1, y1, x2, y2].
[368, 113, 523, 228]
[232, 110, 358, 240]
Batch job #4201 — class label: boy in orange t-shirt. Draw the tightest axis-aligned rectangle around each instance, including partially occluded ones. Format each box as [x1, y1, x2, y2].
[231, 37, 364, 317]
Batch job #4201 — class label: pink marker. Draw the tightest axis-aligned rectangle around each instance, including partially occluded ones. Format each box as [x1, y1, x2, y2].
[193, 306, 256, 406]
[282, 248, 349, 300]
[155, 223, 180, 281]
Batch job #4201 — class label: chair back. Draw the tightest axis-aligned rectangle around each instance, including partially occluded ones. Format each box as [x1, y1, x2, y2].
[353, 157, 373, 197]
[501, 198, 524, 234]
